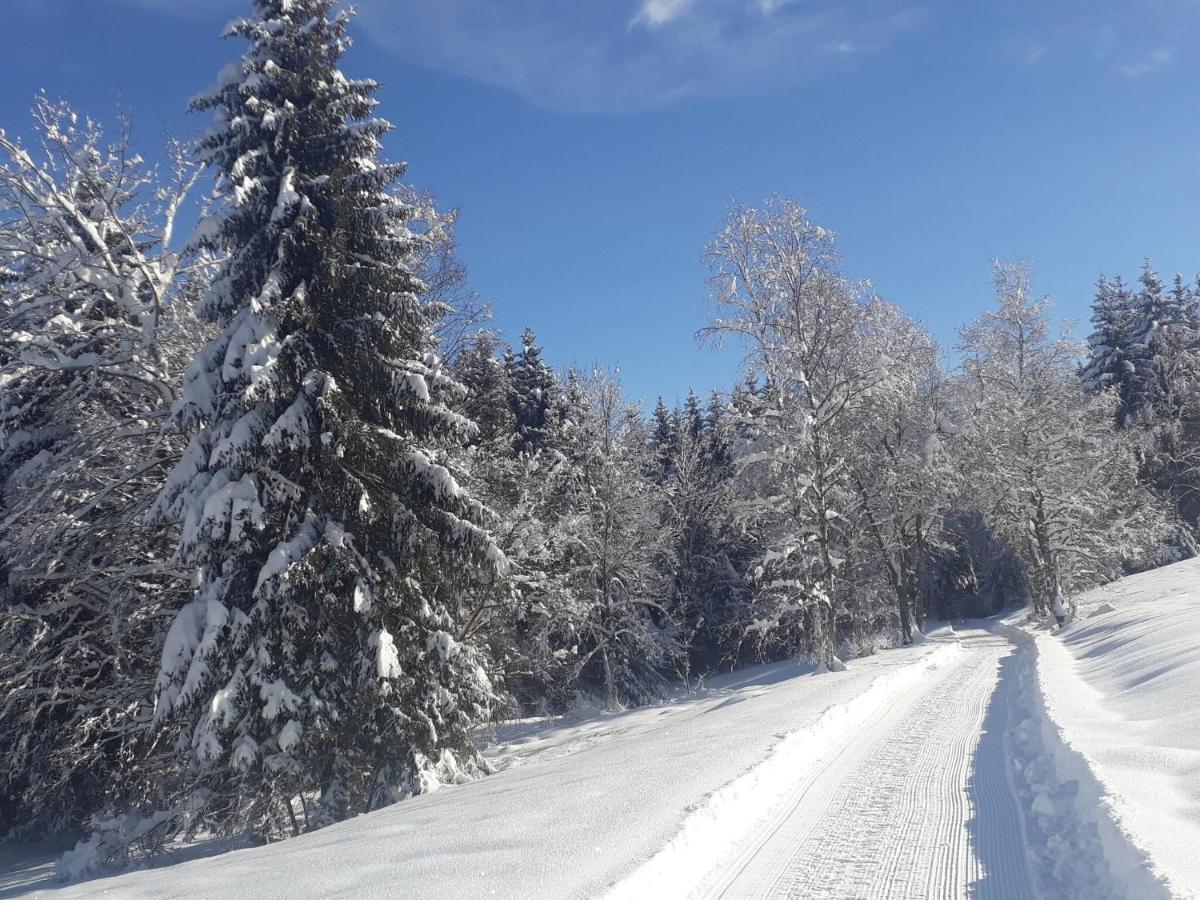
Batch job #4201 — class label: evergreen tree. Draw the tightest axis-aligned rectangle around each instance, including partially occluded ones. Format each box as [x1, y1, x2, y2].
[1127, 262, 1171, 422]
[149, 1, 506, 838]
[454, 331, 515, 446]
[1128, 266, 1200, 525]
[660, 410, 750, 676]
[682, 389, 704, 442]
[1082, 274, 1139, 425]
[508, 327, 558, 454]
[651, 395, 676, 479]
[704, 391, 728, 457]
[1129, 265, 1200, 424]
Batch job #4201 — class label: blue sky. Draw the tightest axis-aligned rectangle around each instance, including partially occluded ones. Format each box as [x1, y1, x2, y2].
[3, 1, 1199, 404]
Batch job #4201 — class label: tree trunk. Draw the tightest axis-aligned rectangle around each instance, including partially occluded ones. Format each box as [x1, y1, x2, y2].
[897, 589, 914, 645]
[601, 644, 617, 710]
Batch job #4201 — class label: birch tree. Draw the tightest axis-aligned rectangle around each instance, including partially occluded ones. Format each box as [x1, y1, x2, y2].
[957, 262, 1167, 622]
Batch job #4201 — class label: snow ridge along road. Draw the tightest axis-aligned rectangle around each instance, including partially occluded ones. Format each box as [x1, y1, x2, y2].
[616, 628, 1037, 900]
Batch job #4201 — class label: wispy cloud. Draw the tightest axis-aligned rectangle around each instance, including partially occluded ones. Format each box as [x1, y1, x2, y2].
[1021, 42, 1048, 67]
[631, 0, 701, 30]
[111, 0, 1197, 113]
[353, 1, 928, 113]
[1121, 47, 1174, 77]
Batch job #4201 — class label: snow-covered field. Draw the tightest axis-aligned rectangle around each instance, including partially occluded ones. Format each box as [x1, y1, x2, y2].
[4, 559, 1199, 899]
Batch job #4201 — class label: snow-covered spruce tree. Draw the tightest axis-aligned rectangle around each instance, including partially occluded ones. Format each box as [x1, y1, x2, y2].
[455, 330, 515, 447]
[650, 395, 677, 480]
[450, 332, 573, 712]
[0, 100, 206, 838]
[956, 262, 1167, 622]
[1082, 274, 1140, 425]
[150, 1, 506, 838]
[507, 327, 558, 454]
[658, 406, 751, 677]
[1127, 265, 1200, 527]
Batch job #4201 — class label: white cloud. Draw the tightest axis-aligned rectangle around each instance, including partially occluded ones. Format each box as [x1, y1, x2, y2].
[1121, 47, 1174, 77]
[355, 1, 929, 113]
[1021, 42, 1048, 67]
[632, 0, 701, 30]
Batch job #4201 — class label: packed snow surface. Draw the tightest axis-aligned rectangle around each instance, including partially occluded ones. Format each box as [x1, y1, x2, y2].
[683, 631, 1033, 899]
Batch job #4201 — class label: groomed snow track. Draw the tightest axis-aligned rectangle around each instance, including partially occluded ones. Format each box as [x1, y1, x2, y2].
[616, 629, 1042, 900]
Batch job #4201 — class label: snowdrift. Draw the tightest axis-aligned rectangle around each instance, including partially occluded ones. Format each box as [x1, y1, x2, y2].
[1019, 558, 1200, 898]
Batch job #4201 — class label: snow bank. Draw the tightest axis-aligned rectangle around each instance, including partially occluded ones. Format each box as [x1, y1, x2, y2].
[607, 639, 962, 900]
[1010, 557, 1200, 898]
[1000, 624, 1175, 899]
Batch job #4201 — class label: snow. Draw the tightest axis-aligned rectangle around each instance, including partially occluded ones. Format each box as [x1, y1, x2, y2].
[686, 630, 1034, 899]
[260, 678, 302, 722]
[1021, 558, 1200, 897]
[11, 637, 960, 899]
[253, 516, 320, 594]
[609, 639, 963, 899]
[373, 628, 402, 680]
[7, 563, 1200, 899]
[277, 720, 302, 754]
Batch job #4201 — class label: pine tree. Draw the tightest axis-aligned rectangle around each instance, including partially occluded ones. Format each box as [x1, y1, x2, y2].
[1126, 262, 1171, 422]
[508, 327, 558, 454]
[149, 1, 506, 838]
[651, 395, 676, 479]
[1082, 274, 1139, 425]
[1129, 265, 1200, 423]
[703, 390, 730, 468]
[1128, 266, 1200, 525]
[682, 389, 704, 442]
[454, 331, 515, 446]
[660, 408, 749, 676]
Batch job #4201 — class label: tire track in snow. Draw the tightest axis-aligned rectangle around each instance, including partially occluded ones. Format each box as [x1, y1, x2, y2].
[695, 631, 1035, 900]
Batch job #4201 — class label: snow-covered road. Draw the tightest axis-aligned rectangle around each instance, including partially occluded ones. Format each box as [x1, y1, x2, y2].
[694, 629, 1035, 900]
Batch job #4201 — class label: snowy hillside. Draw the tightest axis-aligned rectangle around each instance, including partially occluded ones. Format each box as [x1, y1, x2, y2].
[1022, 558, 1200, 896]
